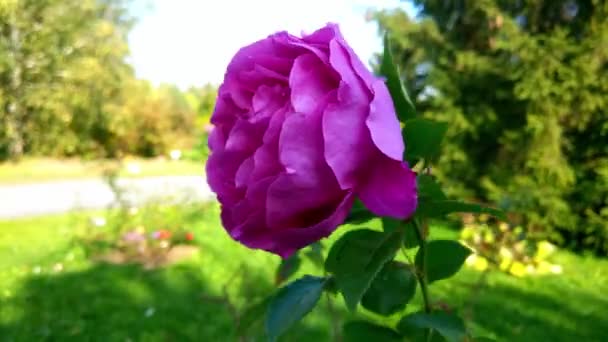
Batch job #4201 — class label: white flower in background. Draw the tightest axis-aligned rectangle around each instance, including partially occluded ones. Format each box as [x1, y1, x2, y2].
[536, 240, 557, 260]
[499, 247, 513, 260]
[550, 264, 563, 274]
[159, 240, 169, 249]
[169, 149, 182, 160]
[144, 307, 155, 318]
[465, 254, 489, 271]
[91, 217, 106, 227]
[126, 162, 141, 174]
[526, 265, 536, 274]
[129, 207, 139, 216]
[32, 266, 41, 274]
[53, 263, 64, 272]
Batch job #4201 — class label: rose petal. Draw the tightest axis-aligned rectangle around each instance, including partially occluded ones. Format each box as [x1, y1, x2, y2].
[207, 125, 227, 152]
[210, 92, 241, 127]
[278, 111, 324, 175]
[234, 193, 355, 258]
[266, 173, 344, 229]
[206, 149, 246, 206]
[225, 118, 267, 154]
[329, 39, 370, 103]
[252, 84, 287, 118]
[251, 108, 286, 180]
[235, 157, 254, 188]
[322, 87, 375, 189]
[303, 23, 341, 45]
[270, 107, 342, 229]
[289, 53, 338, 113]
[228, 177, 275, 236]
[335, 35, 377, 87]
[366, 80, 404, 161]
[358, 156, 417, 219]
[239, 64, 288, 96]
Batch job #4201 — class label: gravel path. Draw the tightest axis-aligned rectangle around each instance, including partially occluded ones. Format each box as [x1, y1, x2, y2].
[0, 176, 214, 219]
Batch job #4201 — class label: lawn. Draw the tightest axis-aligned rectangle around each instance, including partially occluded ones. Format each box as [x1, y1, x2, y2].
[0, 205, 606, 341]
[0, 157, 203, 184]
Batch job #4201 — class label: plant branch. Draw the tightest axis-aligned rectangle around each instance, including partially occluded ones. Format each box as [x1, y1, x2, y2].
[412, 218, 432, 314]
[325, 293, 342, 342]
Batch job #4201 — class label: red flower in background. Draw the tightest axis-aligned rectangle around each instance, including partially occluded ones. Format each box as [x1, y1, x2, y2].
[185, 232, 194, 241]
[157, 230, 171, 240]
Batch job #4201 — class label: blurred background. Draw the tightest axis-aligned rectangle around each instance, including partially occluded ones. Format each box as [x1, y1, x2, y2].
[0, 0, 606, 341]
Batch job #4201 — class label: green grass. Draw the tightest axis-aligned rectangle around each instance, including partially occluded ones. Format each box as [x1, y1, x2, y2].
[0, 157, 203, 184]
[0, 207, 606, 341]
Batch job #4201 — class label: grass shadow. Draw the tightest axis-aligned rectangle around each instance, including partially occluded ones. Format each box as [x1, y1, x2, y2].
[0, 261, 329, 341]
[432, 270, 608, 341]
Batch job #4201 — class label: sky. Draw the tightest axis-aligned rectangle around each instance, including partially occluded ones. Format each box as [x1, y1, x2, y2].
[127, 0, 416, 89]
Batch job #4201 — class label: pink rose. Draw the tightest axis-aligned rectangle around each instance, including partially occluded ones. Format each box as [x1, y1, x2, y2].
[207, 23, 417, 257]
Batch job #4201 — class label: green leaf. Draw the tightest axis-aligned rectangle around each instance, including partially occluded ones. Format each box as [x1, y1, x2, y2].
[345, 200, 376, 225]
[418, 174, 447, 201]
[380, 33, 417, 122]
[416, 240, 472, 283]
[403, 222, 419, 249]
[265, 275, 326, 341]
[397, 321, 445, 342]
[382, 217, 419, 249]
[361, 261, 417, 316]
[416, 199, 507, 221]
[343, 321, 402, 342]
[398, 311, 467, 342]
[403, 118, 448, 163]
[275, 253, 301, 285]
[236, 297, 272, 336]
[325, 229, 402, 311]
[304, 242, 324, 269]
[381, 217, 401, 233]
[382, 218, 418, 249]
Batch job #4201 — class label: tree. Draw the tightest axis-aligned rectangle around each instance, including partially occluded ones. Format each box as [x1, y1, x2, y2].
[0, 0, 134, 159]
[375, 0, 608, 254]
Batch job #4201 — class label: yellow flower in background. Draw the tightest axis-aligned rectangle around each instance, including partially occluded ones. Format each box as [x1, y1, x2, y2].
[551, 264, 563, 274]
[465, 254, 489, 272]
[537, 261, 553, 275]
[535, 240, 556, 261]
[461, 226, 475, 239]
[499, 247, 513, 260]
[483, 230, 495, 243]
[509, 262, 527, 277]
[526, 265, 536, 275]
[499, 259, 511, 271]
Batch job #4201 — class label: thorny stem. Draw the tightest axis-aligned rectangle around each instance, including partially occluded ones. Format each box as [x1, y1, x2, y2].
[401, 246, 414, 265]
[412, 219, 431, 313]
[412, 218, 434, 342]
[325, 293, 342, 342]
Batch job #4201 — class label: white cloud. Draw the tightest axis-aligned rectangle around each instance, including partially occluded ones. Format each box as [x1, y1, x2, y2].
[128, 0, 414, 88]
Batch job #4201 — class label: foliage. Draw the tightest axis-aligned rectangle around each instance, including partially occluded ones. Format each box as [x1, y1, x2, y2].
[0, 0, 133, 158]
[0, 0, 217, 160]
[374, 0, 608, 255]
[460, 215, 562, 277]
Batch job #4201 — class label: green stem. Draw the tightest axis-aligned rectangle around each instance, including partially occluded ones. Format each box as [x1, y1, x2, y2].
[412, 219, 431, 313]
[412, 219, 434, 342]
[325, 293, 341, 342]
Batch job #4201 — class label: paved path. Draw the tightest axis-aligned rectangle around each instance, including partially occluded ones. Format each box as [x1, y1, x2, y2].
[0, 176, 214, 219]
